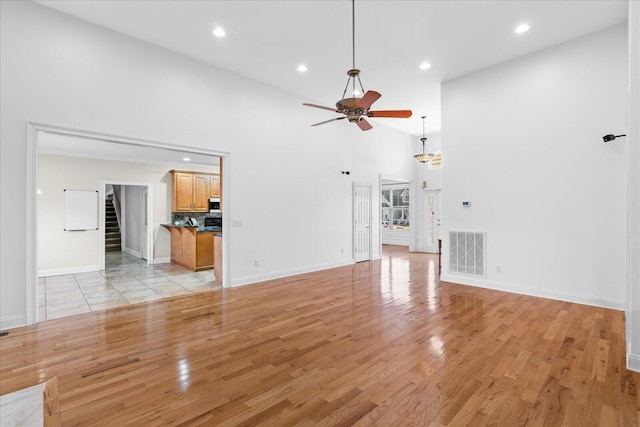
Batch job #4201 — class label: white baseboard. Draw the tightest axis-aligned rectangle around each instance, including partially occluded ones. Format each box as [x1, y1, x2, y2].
[439, 273, 627, 311]
[38, 264, 101, 277]
[123, 247, 142, 258]
[1, 314, 26, 331]
[153, 257, 170, 264]
[628, 353, 640, 373]
[230, 260, 355, 288]
[410, 246, 438, 254]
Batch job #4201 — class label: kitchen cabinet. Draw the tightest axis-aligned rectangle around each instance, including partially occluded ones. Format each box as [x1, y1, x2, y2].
[210, 175, 221, 197]
[171, 170, 218, 212]
[213, 233, 222, 284]
[163, 225, 214, 271]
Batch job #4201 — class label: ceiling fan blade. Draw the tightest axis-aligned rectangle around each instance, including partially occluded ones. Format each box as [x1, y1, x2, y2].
[358, 90, 381, 109]
[311, 117, 345, 127]
[356, 117, 373, 131]
[303, 103, 339, 112]
[367, 110, 413, 118]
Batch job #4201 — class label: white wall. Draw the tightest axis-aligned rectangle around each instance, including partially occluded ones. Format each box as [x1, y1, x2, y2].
[626, 0, 640, 372]
[441, 25, 628, 309]
[123, 185, 143, 258]
[0, 1, 413, 328]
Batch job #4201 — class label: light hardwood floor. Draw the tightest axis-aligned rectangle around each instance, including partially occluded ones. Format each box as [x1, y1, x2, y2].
[1, 246, 638, 426]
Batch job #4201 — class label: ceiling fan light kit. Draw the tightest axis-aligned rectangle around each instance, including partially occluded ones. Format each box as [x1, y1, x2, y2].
[303, 0, 412, 131]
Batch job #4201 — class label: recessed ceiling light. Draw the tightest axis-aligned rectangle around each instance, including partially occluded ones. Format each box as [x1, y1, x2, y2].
[183, 157, 191, 162]
[419, 62, 431, 70]
[212, 27, 226, 38]
[515, 23, 530, 34]
[297, 64, 308, 72]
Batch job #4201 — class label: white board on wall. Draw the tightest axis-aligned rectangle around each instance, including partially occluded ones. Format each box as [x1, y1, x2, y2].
[64, 189, 98, 231]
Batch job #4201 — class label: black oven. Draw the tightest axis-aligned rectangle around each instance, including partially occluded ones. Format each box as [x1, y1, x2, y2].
[204, 216, 221, 228]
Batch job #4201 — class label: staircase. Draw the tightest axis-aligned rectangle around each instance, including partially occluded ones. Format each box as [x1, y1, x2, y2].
[105, 198, 121, 252]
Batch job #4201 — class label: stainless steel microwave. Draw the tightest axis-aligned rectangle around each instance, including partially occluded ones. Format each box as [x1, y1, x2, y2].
[209, 197, 221, 212]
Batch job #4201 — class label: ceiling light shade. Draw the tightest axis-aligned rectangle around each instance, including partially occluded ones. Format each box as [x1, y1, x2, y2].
[515, 23, 530, 34]
[212, 27, 226, 37]
[297, 64, 308, 72]
[414, 151, 434, 163]
[419, 62, 431, 70]
[414, 116, 435, 163]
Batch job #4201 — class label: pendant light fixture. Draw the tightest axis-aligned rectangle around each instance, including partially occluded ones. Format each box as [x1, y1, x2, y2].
[414, 116, 435, 163]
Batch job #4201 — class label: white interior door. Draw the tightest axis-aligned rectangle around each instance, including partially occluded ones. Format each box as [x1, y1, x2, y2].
[353, 183, 371, 262]
[425, 190, 441, 253]
[141, 187, 148, 260]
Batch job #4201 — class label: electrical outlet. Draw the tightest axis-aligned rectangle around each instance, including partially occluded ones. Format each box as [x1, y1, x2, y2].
[496, 265, 502, 273]
[254, 259, 260, 267]
[232, 219, 243, 227]
[341, 248, 344, 254]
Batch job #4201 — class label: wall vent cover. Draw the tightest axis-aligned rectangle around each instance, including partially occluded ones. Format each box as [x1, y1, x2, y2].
[449, 231, 486, 276]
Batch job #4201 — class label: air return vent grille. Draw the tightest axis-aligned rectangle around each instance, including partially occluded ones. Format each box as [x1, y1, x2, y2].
[449, 231, 486, 276]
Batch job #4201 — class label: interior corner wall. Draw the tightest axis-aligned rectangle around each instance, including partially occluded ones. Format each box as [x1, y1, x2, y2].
[626, 0, 640, 373]
[0, 1, 414, 329]
[440, 24, 628, 309]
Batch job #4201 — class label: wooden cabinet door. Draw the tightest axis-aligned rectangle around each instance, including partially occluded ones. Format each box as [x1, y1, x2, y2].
[196, 232, 214, 269]
[173, 172, 194, 212]
[210, 175, 221, 197]
[192, 174, 210, 211]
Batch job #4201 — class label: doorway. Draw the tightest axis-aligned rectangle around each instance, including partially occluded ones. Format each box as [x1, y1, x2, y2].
[425, 189, 442, 254]
[99, 181, 153, 270]
[379, 176, 412, 248]
[353, 183, 372, 262]
[26, 123, 229, 325]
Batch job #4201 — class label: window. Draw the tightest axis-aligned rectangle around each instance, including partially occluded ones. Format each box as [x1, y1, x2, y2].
[429, 153, 442, 169]
[381, 186, 410, 230]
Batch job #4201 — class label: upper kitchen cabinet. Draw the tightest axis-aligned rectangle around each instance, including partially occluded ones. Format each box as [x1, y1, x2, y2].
[210, 175, 221, 197]
[171, 170, 218, 212]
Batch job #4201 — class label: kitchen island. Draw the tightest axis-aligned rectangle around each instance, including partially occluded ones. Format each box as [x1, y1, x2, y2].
[161, 224, 221, 271]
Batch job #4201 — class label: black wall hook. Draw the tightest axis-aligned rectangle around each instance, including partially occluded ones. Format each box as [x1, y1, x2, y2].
[603, 134, 626, 142]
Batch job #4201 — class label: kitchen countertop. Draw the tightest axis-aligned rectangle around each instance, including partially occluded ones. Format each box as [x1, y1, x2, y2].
[161, 223, 222, 233]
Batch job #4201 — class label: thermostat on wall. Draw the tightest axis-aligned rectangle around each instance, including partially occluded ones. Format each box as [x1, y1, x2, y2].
[462, 201, 471, 207]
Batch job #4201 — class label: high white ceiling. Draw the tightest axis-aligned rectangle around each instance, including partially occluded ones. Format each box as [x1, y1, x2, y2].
[36, 0, 628, 136]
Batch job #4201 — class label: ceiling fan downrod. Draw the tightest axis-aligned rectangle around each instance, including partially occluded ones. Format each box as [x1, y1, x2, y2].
[342, 0, 364, 100]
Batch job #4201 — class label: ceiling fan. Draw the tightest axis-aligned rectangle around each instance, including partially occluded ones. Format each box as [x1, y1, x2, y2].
[303, 0, 412, 131]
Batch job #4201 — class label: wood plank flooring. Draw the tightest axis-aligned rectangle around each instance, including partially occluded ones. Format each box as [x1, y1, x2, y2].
[1, 245, 638, 426]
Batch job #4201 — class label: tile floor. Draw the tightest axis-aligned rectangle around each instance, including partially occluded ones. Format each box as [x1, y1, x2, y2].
[39, 252, 219, 321]
[0, 384, 43, 427]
